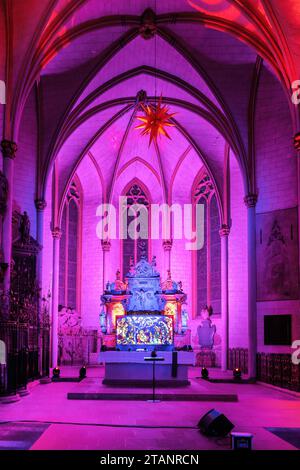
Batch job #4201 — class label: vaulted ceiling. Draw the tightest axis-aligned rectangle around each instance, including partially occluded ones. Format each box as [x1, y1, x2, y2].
[1, 0, 298, 222]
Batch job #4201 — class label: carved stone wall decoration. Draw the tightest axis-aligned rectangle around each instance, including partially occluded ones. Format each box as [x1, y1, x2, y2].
[10, 211, 41, 323]
[293, 132, 300, 151]
[35, 198, 47, 211]
[197, 318, 216, 349]
[194, 173, 214, 200]
[19, 211, 31, 243]
[0, 140, 18, 160]
[256, 207, 299, 300]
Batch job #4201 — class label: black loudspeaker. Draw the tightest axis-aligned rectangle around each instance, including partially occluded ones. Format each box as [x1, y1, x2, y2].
[198, 409, 234, 437]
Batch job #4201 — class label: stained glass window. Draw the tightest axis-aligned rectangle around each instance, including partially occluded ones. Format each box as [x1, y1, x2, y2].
[122, 183, 150, 276]
[59, 181, 81, 310]
[194, 174, 221, 315]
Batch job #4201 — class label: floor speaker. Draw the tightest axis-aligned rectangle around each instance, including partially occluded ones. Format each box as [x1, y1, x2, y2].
[198, 409, 234, 437]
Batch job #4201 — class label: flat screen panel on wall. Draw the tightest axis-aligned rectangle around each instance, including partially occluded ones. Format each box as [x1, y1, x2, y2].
[264, 314, 292, 345]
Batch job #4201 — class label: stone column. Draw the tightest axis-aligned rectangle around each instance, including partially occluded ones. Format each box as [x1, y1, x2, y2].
[0, 171, 8, 291]
[176, 299, 182, 334]
[51, 227, 62, 368]
[244, 194, 258, 379]
[219, 224, 230, 371]
[35, 199, 47, 289]
[1, 140, 17, 295]
[35, 198, 47, 374]
[106, 304, 113, 335]
[163, 239, 172, 273]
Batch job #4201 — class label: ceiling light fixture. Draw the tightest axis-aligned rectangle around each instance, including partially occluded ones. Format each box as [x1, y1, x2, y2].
[135, 95, 176, 146]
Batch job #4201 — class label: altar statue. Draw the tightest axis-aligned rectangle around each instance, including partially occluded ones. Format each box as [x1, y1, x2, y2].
[197, 306, 216, 349]
[19, 211, 31, 243]
[132, 289, 147, 310]
[99, 308, 107, 333]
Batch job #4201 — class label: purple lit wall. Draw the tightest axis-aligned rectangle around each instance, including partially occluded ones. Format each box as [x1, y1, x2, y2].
[228, 154, 248, 348]
[13, 90, 38, 236]
[2, 0, 300, 367]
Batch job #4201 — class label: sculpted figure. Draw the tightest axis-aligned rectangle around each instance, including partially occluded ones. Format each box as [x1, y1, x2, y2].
[19, 211, 30, 242]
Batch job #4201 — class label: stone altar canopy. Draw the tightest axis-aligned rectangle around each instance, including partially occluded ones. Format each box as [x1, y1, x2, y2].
[126, 256, 164, 312]
[100, 255, 189, 345]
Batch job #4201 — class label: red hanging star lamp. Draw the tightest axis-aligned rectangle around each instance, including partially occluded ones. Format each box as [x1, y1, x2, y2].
[135, 95, 176, 146]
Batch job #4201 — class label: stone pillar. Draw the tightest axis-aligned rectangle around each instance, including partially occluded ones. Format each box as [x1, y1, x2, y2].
[176, 300, 182, 334]
[219, 224, 230, 371]
[1, 140, 17, 294]
[51, 227, 61, 368]
[35, 199, 47, 289]
[0, 170, 8, 290]
[35, 198, 47, 374]
[163, 239, 172, 273]
[244, 194, 258, 379]
[106, 304, 113, 335]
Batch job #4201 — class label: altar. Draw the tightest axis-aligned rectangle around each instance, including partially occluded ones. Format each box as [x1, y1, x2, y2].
[99, 255, 193, 386]
[99, 351, 195, 386]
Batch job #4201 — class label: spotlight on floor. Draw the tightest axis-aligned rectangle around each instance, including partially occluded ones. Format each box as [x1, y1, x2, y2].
[201, 367, 209, 379]
[231, 432, 253, 450]
[52, 367, 60, 378]
[79, 366, 87, 379]
[233, 368, 242, 380]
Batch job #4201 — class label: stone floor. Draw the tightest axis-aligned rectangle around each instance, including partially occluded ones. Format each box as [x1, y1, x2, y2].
[0, 366, 300, 450]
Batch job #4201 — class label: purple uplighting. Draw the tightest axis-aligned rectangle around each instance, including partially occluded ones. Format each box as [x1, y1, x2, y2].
[0, 0, 300, 459]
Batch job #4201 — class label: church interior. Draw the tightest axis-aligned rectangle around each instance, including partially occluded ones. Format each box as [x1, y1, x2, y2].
[1, 0, 300, 454]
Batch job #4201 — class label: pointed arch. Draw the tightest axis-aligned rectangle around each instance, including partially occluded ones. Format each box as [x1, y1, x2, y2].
[120, 178, 152, 277]
[191, 167, 222, 318]
[59, 175, 82, 312]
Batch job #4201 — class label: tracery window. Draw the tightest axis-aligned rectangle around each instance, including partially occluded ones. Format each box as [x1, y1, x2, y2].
[193, 173, 221, 315]
[121, 183, 150, 276]
[59, 180, 81, 310]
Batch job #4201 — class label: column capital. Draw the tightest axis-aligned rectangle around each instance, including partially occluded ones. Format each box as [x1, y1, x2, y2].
[101, 239, 111, 252]
[219, 224, 230, 237]
[244, 193, 258, 208]
[293, 132, 300, 151]
[35, 198, 47, 211]
[51, 227, 62, 239]
[163, 239, 173, 251]
[1, 140, 18, 159]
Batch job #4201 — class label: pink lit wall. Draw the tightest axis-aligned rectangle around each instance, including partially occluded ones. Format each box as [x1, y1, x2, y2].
[77, 156, 103, 329]
[0, 3, 5, 152]
[13, 89, 38, 236]
[255, 64, 299, 353]
[228, 153, 248, 348]
[42, 168, 53, 297]
[171, 148, 202, 319]
[255, 66, 297, 214]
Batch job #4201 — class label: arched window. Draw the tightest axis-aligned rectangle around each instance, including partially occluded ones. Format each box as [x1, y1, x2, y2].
[59, 180, 82, 310]
[121, 182, 150, 276]
[193, 173, 221, 316]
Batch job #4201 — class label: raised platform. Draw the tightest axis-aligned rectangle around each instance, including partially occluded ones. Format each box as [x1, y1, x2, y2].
[99, 350, 195, 386]
[102, 379, 189, 387]
[67, 377, 238, 402]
